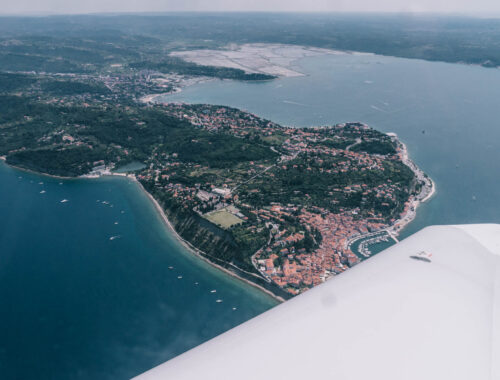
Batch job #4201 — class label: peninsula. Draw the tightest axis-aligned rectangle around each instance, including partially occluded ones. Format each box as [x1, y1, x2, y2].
[0, 88, 433, 297]
[0, 35, 433, 298]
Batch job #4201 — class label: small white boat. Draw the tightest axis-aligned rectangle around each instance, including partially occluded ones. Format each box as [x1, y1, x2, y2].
[210, 290, 217, 293]
[194, 282, 199, 285]
[232, 307, 237, 311]
[38, 182, 43, 185]
[40, 190, 46, 194]
[177, 275, 183, 279]
[168, 266, 174, 270]
[114, 222, 119, 225]
[109, 235, 121, 241]
[60, 199, 69, 203]
[216, 299, 223, 303]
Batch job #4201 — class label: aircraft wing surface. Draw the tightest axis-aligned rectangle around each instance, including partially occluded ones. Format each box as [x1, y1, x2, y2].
[135, 224, 500, 380]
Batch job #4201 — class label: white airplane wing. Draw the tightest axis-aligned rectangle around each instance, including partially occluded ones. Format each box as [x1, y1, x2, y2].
[134, 224, 500, 380]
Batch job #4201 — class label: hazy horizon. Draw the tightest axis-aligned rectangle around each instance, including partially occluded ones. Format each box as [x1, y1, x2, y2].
[2, 0, 500, 17]
[1, 11, 499, 17]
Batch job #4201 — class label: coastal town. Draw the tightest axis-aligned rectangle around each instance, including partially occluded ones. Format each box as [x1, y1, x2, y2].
[0, 77, 432, 296]
[0, 36, 433, 296]
[137, 104, 433, 295]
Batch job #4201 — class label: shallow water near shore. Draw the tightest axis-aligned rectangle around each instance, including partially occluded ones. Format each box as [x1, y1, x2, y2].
[0, 162, 276, 379]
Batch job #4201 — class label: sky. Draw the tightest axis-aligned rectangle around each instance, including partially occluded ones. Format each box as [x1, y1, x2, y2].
[1, 0, 500, 16]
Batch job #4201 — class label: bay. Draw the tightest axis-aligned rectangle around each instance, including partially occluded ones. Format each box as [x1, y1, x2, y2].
[0, 163, 276, 379]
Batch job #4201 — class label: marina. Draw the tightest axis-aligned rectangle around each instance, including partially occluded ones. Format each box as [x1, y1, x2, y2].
[349, 231, 397, 258]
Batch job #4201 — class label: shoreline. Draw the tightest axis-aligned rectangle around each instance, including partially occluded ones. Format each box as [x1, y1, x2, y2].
[139, 76, 216, 104]
[170, 43, 371, 78]
[2, 132, 434, 299]
[139, 44, 357, 105]
[133, 177, 285, 303]
[0, 159, 76, 180]
[0, 158, 284, 302]
[2, 121, 433, 300]
[346, 136, 435, 257]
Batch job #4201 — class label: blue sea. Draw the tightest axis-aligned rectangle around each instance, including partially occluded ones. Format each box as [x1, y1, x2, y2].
[2, 52, 500, 379]
[0, 164, 276, 379]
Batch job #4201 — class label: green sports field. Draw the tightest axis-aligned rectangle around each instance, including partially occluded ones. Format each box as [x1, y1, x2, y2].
[204, 209, 244, 229]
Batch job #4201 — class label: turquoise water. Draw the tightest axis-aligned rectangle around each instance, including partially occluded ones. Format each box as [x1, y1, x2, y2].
[162, 53, 500, 239]
[0, 163, 276, 379]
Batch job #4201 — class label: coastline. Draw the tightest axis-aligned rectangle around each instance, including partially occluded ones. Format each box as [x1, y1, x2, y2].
[170, 43, 372, 78]
[345, 136, 435, 257]
[139, 76, 215, 104]
[129, 128, 434, 294]
[398, 139, 436, 210]
[0, 157, 284, 302]
[2, 124, 434, 298]
[2, 131, 434, 298]
[133, 177, 285, 303]
[139, 44, 364, 105]
[0, 158, 77, 180]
